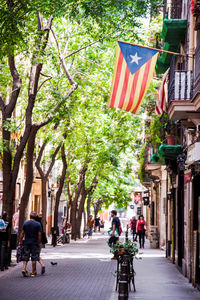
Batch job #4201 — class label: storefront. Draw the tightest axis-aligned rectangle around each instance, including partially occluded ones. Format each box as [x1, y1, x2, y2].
[186, 142, 200, 286]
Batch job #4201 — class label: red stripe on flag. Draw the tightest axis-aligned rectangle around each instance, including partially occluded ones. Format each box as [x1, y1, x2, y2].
[118, 65, 130, 109]
[156, 94, 161, 114]
[160, 75, 167, 111]
[132, 58, 152, 114]
[125, 69, 139, 111]
[155, 105, 161, 114]
[109, 51, 124, 107]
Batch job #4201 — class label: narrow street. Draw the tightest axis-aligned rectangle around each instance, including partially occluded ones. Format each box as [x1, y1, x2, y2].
[0, 234, 199, 300]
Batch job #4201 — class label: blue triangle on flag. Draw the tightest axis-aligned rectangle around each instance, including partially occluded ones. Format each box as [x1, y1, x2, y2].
[118, 41, 158, 75]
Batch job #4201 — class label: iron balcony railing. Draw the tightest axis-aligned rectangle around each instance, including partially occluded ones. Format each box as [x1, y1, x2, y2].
[165, 0, 183, 19]
[168, 55, 193, 103]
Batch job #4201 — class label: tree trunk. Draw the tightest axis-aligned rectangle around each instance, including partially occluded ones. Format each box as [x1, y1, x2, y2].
[66, 201, 70, 222]
[76, 191, 87, 239]
[2, 124, 13, 221]
[83, 209, 87, 235]
[18, 126, 38, 235]
[35, 142, 61, 233]
[87, 196, 91, 224]
[53, 145, 67, 229]
[70, 200, 77, 240]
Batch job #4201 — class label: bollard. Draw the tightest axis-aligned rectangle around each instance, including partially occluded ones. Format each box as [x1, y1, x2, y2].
[125, 225, 129, 243]
[118, 281, 128, 300]
[118, 255, 129, 300]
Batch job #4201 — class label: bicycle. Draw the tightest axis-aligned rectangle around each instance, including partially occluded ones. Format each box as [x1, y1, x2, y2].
[56, 229, 70, 244]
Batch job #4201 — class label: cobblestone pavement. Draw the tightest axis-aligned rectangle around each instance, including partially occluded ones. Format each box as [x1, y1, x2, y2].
[120, 243, 200, 300]
[0, 234, 200, 300]
[0, 234, 116, 300]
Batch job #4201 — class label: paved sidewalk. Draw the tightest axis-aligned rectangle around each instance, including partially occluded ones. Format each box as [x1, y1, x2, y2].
[0, 234, 116, 300]
[111, 242, 200, 300]
[0, 234, 200, 300]
[127, 247, 200, 300]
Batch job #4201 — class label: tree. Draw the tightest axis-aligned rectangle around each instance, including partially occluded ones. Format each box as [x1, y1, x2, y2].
[0, 0, 163, 224]
[53, 144, 67, 236]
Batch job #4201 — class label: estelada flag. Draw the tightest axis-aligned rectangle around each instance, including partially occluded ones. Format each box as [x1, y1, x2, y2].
[155, 68, 169, 115]
[108, 41, 159, 114]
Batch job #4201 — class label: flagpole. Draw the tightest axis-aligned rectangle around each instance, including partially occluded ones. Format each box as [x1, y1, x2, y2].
[117, 40, 193, 58]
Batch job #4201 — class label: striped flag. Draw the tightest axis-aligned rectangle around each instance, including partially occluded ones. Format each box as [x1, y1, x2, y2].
[155, 69, 169, 115]
[108, 41, 159, 114]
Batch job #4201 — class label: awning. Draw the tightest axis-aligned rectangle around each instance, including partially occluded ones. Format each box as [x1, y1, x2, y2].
[161, 19, 187, 43]
[159, 42, 179, 65]
[158, 144, 183, 160]
[156, 18, 187, 74]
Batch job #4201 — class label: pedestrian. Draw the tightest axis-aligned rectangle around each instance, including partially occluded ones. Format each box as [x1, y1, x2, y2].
[100, 218, 105, 234]
[61, 217, 66, 234]
[94, 216, 100, 232]
[129, 216, 137, 242]
[108, 210, 121, 259]
[88, 215, 94, 238]
[0, 212, 11, 270]
[34, 214, 46, 275]
[18, 211, 42, 277]
[12, 205, 20, 234]
[136, 215, 146, 249]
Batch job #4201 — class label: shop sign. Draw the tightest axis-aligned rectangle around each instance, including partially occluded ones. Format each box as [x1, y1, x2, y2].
[186, 142, 200, 165]
[184, 170, 192, 184]
[134, 193, 142, 204]
[143, 196, 149, 205]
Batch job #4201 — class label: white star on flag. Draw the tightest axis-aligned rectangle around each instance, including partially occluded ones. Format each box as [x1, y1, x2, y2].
[130, 52, 142, 65]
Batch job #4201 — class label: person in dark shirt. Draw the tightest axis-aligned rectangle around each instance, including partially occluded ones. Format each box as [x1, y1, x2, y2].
[19, 211, 42, 277]
[94, 216, 100, 232]
[109, 210, 121, 259]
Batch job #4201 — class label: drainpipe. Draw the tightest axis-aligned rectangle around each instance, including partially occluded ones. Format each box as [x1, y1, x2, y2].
[189, 5, 195, 71]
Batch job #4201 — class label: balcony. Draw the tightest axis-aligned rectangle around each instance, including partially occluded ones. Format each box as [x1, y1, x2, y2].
[167, 55, 196, 121]
[144, 144, 161, 179]
[156, 1, 187, 74]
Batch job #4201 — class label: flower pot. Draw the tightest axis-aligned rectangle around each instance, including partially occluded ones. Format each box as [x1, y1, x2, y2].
[166, 135, 176, 145]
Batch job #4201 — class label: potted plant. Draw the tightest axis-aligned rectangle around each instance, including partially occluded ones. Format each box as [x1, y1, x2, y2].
[110, 240, 139, 256]
[191, 0, 200, 30]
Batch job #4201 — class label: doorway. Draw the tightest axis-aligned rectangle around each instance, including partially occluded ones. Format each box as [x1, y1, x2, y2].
[177, 171, 184, 268]
[193, 175, 200, 285]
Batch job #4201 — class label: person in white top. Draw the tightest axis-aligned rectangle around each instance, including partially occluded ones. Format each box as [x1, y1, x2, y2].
[12, 205, 20, 233]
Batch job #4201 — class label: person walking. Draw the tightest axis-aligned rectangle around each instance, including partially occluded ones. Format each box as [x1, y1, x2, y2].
[12, 205, 20, 234]
[136, 215, 146, 249]
[130, 216, 137, 242]
[19, 211, 42, 277]
[108, 210, 121, 259]
[88, 215, 94, 238]
[94, 216, 100, 232]
[34, 214, 46, 275]
[100, 219, 105, 234]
